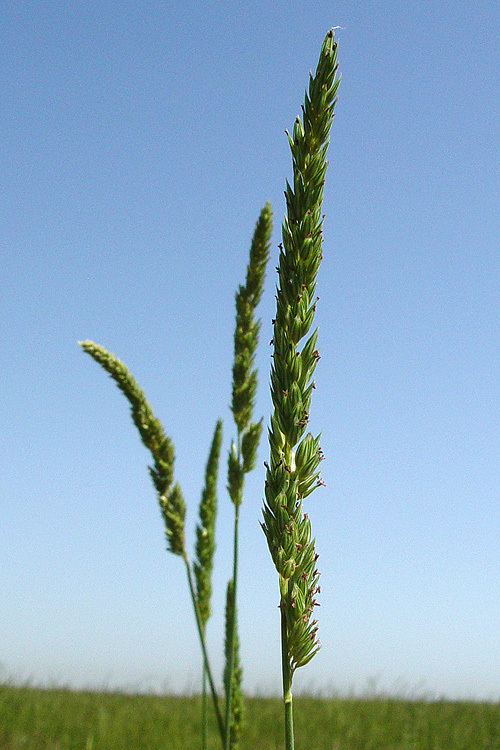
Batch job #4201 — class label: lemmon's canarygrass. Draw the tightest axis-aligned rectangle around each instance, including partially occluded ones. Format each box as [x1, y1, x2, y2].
[225, 202, 272, 750]
[262, 29, 340, 750]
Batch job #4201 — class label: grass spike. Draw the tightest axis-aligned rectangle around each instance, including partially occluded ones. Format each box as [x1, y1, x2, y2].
[194, 419, 223, 750]
[261, 29, 340, 750]
[194, 419, 223, 626]
[224, 203, 272, 750]
[79, 340, 184, 556]
[223, 579, 244, 750]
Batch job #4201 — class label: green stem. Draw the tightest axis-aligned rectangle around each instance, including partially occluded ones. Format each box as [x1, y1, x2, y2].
[281, 602, 295, 750]
[184, 556, 225, 745]
[224, 502, 240, 750]
[201, 664, 207, 750]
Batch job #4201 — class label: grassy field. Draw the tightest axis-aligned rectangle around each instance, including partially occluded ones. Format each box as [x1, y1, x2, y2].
[1, 682, 500, 750]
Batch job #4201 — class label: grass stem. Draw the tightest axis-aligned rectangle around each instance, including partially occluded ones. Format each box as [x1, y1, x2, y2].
[184, 556, 225, 745]
[281, 604, 295, 750]
[201, 667, 207, 750]
[224, 503, 240, 750]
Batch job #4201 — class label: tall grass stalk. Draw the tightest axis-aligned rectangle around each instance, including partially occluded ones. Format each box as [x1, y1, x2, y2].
[225, 203, 272, 749]
[194, 419, 223, 750]
[261, 29, 340, 750]
[78, 342, 225, 744]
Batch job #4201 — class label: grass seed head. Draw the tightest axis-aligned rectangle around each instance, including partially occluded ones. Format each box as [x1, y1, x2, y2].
[194, 419, 223, 626]
[231, 203, 273, 435]
[223, 579, 245, 750]
[262, 29, 339, 676]
[79, 340, 185, 557]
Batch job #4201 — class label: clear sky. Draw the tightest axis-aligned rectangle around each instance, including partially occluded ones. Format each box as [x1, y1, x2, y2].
[1, 0, 499, 700]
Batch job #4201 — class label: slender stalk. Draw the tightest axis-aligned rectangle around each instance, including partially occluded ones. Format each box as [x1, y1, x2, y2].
[223, 505, 239, 750]
[185, 556, 225, 743]
[281, 607, 294, 750]
[201, 667, 207, 750]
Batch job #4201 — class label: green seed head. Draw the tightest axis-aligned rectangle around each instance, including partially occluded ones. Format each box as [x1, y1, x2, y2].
[194, 419, 223, 626]
[231, 203, 272, 434]
[161, 482, 186, 557]
[227, 441, 244, 507]
[223, 579, 244, 750]
[79, 340, 186, 557]
[240, 420, 263, 474]
[262, 29, 340, 676]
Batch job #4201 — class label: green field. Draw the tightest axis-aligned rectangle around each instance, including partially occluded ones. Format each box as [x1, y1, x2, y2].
[1, 682, 500, 749]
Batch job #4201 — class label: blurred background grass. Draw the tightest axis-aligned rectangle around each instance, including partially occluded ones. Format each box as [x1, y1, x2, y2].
[2, 681, 500, 750]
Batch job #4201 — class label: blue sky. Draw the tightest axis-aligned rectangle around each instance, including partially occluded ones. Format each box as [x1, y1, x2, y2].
[1, 0, 499, 700]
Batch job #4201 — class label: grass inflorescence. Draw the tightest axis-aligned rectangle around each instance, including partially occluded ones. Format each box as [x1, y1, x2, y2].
[224, 201, 272, 750]
[261, 28, 340, 750]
